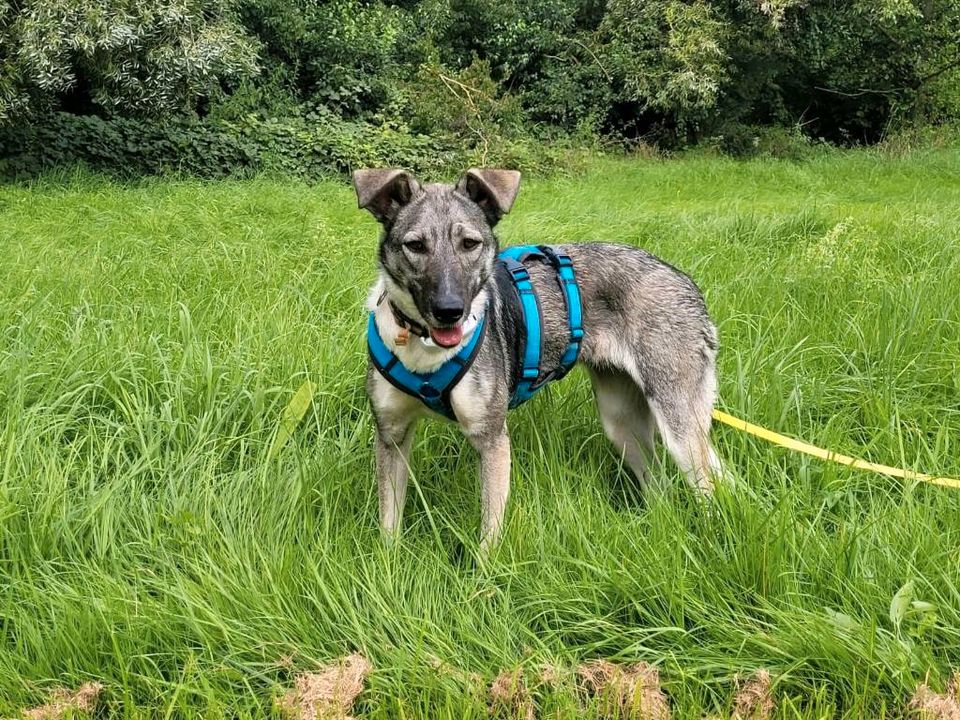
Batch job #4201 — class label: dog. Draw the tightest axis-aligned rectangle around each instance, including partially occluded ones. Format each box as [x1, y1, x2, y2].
[355, 167, 722, 551]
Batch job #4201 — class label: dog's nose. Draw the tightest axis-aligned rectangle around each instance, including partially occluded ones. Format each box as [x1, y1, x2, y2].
[431, 296, 464, 324]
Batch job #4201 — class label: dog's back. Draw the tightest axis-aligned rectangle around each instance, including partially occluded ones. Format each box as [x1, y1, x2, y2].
[512, 243, 716, 390]
[506, 242, 720, 491]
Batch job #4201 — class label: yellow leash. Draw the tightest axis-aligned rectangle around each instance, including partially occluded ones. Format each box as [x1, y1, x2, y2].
[712, 409, 960, 490]
[270, 381, 960, 490]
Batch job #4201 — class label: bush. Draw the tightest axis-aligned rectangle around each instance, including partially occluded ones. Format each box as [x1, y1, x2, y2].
[0, 111, 447, 179]
[235, 0, 418, 118]
[704, 122, 823, 160]
[774, 0, 960, 142]
[1, 108, 590, 181]
[0, 0, 259, 121]
[406, 58, 526, 153]
[595, 0, 960, 144]
[0, 113, 257, 177]
[602, 0, 730, 124]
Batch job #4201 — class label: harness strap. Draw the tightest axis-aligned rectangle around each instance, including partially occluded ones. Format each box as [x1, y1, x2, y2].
[498, 253, 544, 408]
[540, 245, 584, 381]
[499, 244, 583, 408]
[367, 310, 487, 420]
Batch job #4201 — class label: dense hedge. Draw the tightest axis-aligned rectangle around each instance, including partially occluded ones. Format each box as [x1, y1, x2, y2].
[231, 0, 960, 145]
[1, 0, 959, 177]
[0, 109, 581, 179]
[0, 112, 458, 179]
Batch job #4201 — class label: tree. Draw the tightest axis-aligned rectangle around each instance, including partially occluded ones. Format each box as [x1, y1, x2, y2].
[0, 0, 258, 122]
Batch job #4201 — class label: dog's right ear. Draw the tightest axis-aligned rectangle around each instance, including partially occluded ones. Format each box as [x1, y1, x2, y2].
[353, 168, 421, 226]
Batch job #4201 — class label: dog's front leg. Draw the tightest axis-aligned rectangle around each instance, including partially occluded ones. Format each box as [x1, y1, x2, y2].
[467, 426, 511, 552]
[374, 420, 416, 539]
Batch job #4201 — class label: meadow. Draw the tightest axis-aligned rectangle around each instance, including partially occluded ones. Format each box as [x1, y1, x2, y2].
[2, 148, 960, 718]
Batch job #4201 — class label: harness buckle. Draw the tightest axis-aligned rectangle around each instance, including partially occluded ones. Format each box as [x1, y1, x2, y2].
[571, 327, 585, 341]
[419, 383, 441, 400]
[509, 266, 530, 282]
[540, 246, 571, 266]
[521, 367, 540, 381]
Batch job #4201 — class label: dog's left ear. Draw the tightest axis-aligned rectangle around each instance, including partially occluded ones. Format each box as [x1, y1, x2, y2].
[456, 168, 521, 226]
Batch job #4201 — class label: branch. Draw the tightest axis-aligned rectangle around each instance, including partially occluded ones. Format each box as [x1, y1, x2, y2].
[815, 52, 960, 98]
[571, 38, 611, 82]
[813, 85, 901, 97]
[917, 55, 960, 85]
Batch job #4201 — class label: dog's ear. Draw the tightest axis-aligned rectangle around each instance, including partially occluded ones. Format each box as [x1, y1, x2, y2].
[456, 168, 521, 226]
[353, 168, 422, 225]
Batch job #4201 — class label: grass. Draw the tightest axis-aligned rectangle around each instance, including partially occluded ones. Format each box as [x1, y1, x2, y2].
[1, 147, 960, 718]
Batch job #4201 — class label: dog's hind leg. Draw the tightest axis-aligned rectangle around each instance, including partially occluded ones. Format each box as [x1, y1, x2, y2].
[645, 366, 722, 495]
[588, 367, 660, 491]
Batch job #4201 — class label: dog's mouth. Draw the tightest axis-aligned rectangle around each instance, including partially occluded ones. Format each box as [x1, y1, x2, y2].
[429, 324, 464, 348]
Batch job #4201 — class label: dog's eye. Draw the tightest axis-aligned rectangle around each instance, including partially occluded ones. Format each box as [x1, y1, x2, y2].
[404, 240, 427, 254]
[462, 237, 482, 251]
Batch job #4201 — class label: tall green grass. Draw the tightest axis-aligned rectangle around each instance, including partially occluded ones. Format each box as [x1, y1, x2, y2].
[2, 149, 960, 718]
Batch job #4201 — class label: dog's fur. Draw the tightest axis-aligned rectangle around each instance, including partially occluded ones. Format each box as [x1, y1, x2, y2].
[355, 168, 722, 550]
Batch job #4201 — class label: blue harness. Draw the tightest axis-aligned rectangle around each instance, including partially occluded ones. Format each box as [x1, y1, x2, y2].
[367, 245, 584, 421]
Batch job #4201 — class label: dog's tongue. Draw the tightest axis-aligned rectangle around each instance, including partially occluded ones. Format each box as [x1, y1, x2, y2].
[430, 324, 464, 348]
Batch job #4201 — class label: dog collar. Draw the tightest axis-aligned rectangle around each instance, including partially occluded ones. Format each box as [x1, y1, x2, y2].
[388, 301, 430, 339]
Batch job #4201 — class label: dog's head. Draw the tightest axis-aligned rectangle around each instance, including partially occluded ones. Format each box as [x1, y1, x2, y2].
[354, 168, 521, 347]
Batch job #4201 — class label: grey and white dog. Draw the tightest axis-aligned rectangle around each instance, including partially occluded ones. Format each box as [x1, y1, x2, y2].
[355, 167, 722, 550]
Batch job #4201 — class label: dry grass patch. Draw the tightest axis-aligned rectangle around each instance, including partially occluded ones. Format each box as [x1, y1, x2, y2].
[428, 654, 483, 688]
[489, 667, 535, 720]
[577, 660, 670, 720]
[732, 670, 775, 720]
[537, 663, 566, 688]
[909, 673, 960, 720]
[277, 653, 372, 720]
[22, 682, 103, 720]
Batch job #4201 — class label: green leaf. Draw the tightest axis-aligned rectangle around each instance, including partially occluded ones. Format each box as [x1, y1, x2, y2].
[825, 607, 857, 632]
[889, 580, 915, 629]
[268, 379, 316, 461]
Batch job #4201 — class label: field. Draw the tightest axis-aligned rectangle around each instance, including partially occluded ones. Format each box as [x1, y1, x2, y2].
[2, 148, 960, 718]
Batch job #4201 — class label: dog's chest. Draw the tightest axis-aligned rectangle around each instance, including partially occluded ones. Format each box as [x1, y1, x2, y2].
[448, 370, 498, 429]
[369, 365, 496, 432]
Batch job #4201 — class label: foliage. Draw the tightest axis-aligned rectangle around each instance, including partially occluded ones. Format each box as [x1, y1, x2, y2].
[0, 107, 575, 179]
[0, 0, 259, 121]
[778, 0, 960, 141]
[235, 0, 417, 117]
[603, 0, 730, 121]
[0, 110, 457, 179]
[405, 58, 527, 161]
[596, 0, 960, 144]
[1, 0, 959, 172]
[408, 0, 956, 143]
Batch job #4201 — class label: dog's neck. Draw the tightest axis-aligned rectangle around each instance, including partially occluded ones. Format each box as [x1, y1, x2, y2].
[366, 274, 488, 374]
